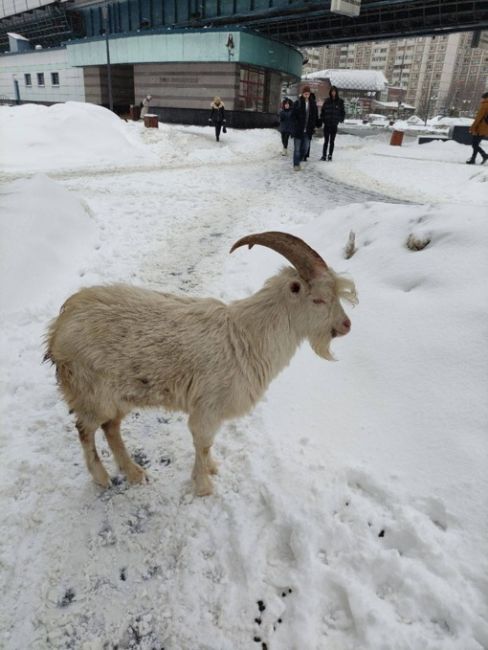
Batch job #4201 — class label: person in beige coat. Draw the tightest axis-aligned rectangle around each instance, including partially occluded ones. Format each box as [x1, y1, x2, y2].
[140, 95, 152, 119]
[466, 91, 488, 165]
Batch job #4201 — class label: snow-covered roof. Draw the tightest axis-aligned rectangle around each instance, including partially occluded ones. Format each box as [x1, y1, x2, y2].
[373, 100, 416, 110]
[303, 69, 388, 91]
[6, 32, 29, 41]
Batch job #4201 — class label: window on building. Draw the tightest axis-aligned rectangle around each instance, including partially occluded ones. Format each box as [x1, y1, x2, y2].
[51, 72, 60, 86]
[25, 73, 32, 86]
[237, 67, 268, 112]
[37, 73, 45, 86]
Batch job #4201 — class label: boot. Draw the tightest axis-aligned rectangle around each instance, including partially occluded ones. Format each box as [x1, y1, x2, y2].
[328, 154, 332, 161]
[281, 148, 287, 156]
[481, 155, 488, 165]
[465, 158, 475, 164]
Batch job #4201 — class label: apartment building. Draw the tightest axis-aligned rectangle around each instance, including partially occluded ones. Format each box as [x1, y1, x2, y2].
[303, 33, 488, 118]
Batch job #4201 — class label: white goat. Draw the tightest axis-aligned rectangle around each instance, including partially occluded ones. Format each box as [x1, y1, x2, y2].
[45, 232, 357, 496]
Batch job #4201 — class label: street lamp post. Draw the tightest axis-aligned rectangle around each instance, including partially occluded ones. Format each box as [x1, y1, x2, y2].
[102, 4, 114, 112]
[397, 39, 407, 119]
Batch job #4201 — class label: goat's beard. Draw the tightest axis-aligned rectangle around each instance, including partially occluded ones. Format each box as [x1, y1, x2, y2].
[309, 333, 335, 361]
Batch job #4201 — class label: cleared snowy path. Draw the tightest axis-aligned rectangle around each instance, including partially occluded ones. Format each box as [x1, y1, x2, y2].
[57, 155, 406, 293]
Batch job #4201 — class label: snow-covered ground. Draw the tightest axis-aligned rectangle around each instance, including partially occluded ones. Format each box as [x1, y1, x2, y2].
[1, 102, 487, 650]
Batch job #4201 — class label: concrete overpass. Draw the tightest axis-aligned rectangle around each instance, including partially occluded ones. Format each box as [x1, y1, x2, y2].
[184, 0, 488, 47]
[1, 0, 487, 50]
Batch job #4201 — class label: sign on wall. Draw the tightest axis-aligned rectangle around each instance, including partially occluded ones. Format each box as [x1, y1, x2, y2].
[330, 0, 362, 18]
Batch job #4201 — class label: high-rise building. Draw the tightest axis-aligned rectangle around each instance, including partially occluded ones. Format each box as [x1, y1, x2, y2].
[303, 33, 488, 117]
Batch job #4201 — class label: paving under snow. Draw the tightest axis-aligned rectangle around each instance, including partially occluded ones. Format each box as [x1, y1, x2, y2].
[0, 102, 487, 650]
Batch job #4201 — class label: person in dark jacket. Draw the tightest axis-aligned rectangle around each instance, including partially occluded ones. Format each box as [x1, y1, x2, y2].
[208, 96, 226, 142]
[279, 98, 293, 156]
[290, 85, 319, 171]
[304, 92, 317, 161]
[319, 86, 345, 161]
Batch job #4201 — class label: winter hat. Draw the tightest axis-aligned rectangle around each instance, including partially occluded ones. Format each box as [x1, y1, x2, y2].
[302, 85, 311, 94]
[482, 91, 488, 99]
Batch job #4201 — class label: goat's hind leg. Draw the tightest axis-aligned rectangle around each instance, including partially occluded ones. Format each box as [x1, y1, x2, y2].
[206, 448, 219, 475]
[102, 417, 147, 485]
[76, 418, 111, 488]
[188, 413, 220, 496]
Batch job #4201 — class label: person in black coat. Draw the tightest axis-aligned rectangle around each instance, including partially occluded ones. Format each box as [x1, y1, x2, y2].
[209, 96, 226, 142]
[290, 86, 319, 170]
[319, 86, 345, 161]
[278, 98, 293, 155]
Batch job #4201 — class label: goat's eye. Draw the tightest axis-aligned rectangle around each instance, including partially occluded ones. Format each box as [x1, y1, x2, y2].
[290, 282, 301, 294]
[313, 298, 326, 305]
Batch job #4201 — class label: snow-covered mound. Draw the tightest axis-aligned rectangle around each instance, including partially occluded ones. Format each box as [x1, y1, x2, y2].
[0, 102, 160, 173]
[0, 174, 98, 313]
[428, 115, 473, 127]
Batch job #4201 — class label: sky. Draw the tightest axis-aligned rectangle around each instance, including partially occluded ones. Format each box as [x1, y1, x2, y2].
[0, 102, 487, 650]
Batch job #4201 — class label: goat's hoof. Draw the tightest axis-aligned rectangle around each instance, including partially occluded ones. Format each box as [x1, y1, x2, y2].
[125, 463, 148, 485]
[194, 475, 214, 497]
[92, 466, 112, 488]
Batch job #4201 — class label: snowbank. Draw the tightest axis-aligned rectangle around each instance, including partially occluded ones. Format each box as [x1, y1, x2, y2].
[0, 102, 160, 173]
[0, 175, 98, 312]
[0, 102, 280, 175]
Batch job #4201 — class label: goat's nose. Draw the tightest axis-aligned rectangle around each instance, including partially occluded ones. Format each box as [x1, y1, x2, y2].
[343, 318, 351, 330]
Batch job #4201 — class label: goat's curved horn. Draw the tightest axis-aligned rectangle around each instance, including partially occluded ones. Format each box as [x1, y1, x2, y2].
[230, 231, 327, 281]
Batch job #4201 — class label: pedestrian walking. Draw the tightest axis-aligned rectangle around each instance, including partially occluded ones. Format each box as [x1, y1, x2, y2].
[140, 94, 152, 119]
[209, 97, 226, 142]
[319, 86, 345, 161]
[304, 92, 317, 161]
[278, 98, 293, 156]
[290, 85, 319, 171]
[466, 91, 488, 165]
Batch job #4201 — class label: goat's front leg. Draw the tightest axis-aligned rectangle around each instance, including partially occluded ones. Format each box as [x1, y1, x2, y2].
[188, 412, 220, 496]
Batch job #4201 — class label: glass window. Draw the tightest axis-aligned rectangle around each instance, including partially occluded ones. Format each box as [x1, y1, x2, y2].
[37, 73, 45, 86]
[25, 73, 32, 86]
[238, 66, 268, 112]
[51, 72, 60, 86]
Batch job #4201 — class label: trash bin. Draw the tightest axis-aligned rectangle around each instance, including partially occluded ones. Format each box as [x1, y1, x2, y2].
[448, 125, 471, 145]
[144, 114, 158, 128]
[390, 130, 404, 146]
[129, 104, 141, 121]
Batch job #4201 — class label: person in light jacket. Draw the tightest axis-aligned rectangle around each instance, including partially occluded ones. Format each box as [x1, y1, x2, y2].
[466, 91, 488, 165]
[209, 97, 226, 142]
[140, 94, 152, 119]
[319, 86, 345, 161]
